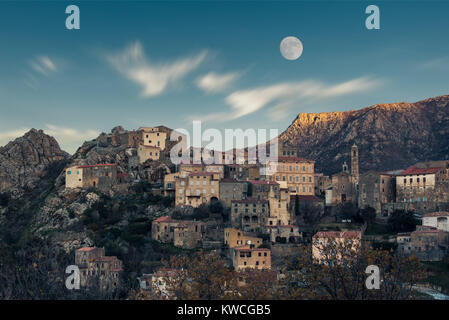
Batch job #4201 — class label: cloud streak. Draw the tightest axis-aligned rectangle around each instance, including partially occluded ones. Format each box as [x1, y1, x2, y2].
[107, 41, 207, 97]
[30, 56, 57, 75]
[196, 71, 240, 93]
[192, 76, 383, 122]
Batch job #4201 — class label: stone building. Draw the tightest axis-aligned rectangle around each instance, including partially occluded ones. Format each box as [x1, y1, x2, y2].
[139, 126, 171, 151]
[151, 216, 205, 249]
[137, 145, 161, 163]
[163, 172, 179, 198]
[358, 171, 395, 215]
[151, 216, 179, 243]
[329, 170, 354, 205]
[279, 144, 299, 157]
[248, 180, 280, 201]
[224, 228, 263, 248]
[219, 179, 248, 208]
[175, 172, 220, 207]
[265, 156, 315, 195]
[231, 198, 269, 233]
[314, 173, 331, 197]
[290, 194, 325, 216]
[75, 247, 122, 290]
[395, 166, 449, 212]
[328, 144, 360, 206]
[173, 220, 206, 249]
[65, 164, 117, 190]
[422, 211, 449, 232]
[398, 226, 449, 261]
[267, 186, 292, 226]
[231, 245, 271, 271]
[266, 225, 302, 244]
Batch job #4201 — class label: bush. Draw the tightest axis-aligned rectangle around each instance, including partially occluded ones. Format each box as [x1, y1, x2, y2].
[0, 192, 10, 207]
[388, 210, 419, 233]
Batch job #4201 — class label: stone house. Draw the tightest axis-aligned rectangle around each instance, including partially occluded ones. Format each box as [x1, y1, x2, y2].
[267, 187, 292, 227]
[65, 164, 117, 190]
[151, 216, 205, 249]
[314, 173, 331, 197]
[422, 211, 449, 232]
[395, 166, 449, 212]
[290, 194, 325, 216]
[358, 171, 395, 215]
[231, 198, 269, 233]
[139, 126, 170, 151]
[173, 220, 206, 249]
[265, 156, 315, 195]
[231, 245, 271, 271]
[219, 179, 248, 208]
[399, 226, 449, 261]
[137, 145, 161, 163]
[75, 247, 122, 290]
[163, 172, 179, 198]
[224, 228, 263, 248]
[175, 172, 220, 208]
[266, 225, 302, 244]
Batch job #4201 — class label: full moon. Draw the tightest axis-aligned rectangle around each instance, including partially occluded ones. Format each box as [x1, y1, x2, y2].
[280, 36, 303, 61]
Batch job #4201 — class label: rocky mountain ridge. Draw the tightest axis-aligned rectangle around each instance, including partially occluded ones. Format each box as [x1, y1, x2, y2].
[279, 95, 449, 175]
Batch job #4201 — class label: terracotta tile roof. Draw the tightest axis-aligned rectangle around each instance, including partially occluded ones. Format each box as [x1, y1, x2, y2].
[422, 211, 449, 218]
[397, 166, 442, 176]
[313, 231, 362, 239]
[153, 216, 178, 223]
[77, 164, 116, 169]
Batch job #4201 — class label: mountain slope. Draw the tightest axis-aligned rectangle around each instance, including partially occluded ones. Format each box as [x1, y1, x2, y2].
[0, 129, 69, 197]
[279, 95, 449, 175]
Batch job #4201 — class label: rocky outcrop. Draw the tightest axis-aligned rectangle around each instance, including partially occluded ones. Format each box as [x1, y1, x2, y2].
[280, 95, 449, 175]
[0, 129, 68, 197]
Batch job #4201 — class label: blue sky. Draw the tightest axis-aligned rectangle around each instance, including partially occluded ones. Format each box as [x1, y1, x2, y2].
[0, 0, 448, 153]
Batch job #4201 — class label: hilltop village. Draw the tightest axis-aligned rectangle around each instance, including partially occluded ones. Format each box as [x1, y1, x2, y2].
[61, 125, 449, 297]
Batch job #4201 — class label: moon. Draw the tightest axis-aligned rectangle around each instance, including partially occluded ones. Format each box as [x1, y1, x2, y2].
[280, 36, 303, 61]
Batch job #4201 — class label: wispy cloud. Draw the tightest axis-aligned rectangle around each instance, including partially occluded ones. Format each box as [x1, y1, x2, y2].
[196, 71, 240, 93]
[0, 125, 99, 154]
[418, 57, 449, 70]
[29, 56, 57, 76]
[107, 41, 207, 97]
[192, 76, 383, 123]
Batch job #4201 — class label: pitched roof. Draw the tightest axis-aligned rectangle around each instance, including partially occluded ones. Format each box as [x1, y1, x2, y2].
[153, 216, 178, 223]
[397, 166, 442, 176]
